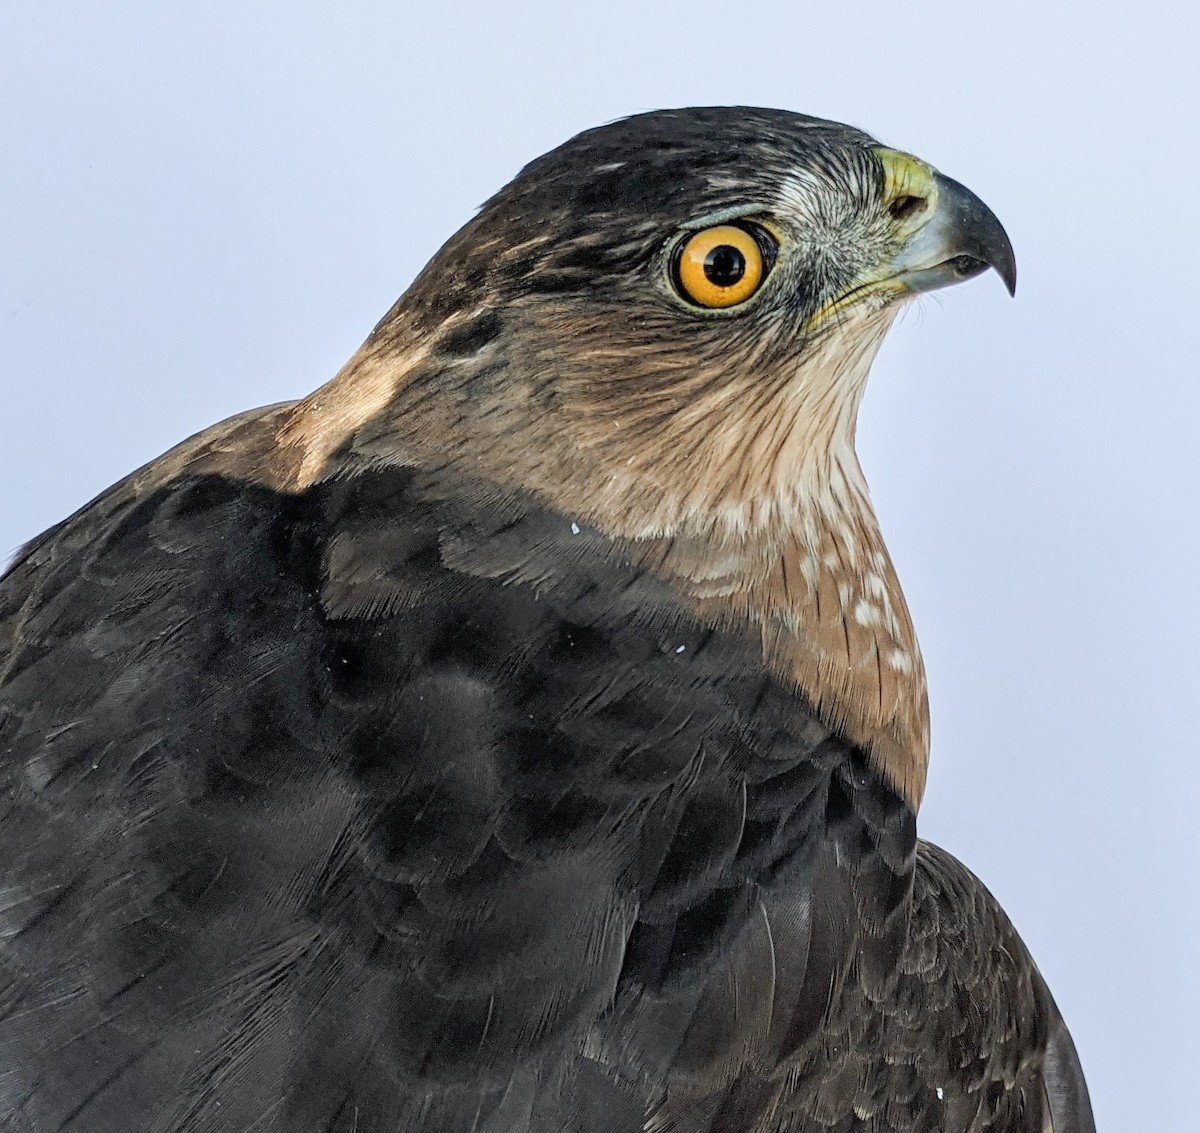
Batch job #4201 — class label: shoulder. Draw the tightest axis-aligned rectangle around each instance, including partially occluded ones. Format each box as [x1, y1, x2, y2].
[2, 402, 296, 596]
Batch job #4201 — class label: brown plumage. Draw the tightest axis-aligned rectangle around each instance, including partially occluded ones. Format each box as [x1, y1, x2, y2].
[0, 107, 1092, 1131]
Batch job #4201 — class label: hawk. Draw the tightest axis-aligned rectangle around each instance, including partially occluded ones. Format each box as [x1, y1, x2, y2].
[0, 107, 1093, 1132]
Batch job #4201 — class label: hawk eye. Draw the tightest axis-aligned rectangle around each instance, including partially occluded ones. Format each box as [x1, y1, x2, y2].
[672, 223, 774, 309]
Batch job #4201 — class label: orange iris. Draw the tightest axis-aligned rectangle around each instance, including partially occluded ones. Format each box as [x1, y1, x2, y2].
[673, 224, 765, 308]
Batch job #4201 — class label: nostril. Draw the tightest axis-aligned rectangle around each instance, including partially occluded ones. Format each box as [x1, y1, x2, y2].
[888, 194, 928, 222]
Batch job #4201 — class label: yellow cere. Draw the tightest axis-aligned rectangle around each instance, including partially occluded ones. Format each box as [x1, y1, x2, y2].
[674, 224, 764, 309]
[874, 148, 939, 234]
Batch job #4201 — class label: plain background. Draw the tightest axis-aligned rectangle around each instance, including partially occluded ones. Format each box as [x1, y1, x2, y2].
[2, 3, 1196, 1127]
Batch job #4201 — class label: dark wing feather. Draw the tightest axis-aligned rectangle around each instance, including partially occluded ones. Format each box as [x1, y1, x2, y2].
[764, 841, 1093, 1133]
[1041, 989, 1097, 1133]
[0, 457, 1087, 1132]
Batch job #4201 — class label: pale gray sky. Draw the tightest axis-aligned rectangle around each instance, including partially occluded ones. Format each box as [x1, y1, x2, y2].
[2, 3, 1197, 1127]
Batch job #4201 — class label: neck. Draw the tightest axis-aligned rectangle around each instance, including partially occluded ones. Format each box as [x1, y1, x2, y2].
[278, 304, 928, 808]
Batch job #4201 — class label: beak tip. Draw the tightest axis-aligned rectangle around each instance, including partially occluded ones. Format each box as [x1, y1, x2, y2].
[994, 242, 1018, 297]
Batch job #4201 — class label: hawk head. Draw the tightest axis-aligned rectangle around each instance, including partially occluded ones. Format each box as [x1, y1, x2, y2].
[281, 107, 1015, 807]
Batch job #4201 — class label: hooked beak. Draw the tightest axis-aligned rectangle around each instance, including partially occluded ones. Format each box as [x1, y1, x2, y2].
[877, 148, 1017, 297]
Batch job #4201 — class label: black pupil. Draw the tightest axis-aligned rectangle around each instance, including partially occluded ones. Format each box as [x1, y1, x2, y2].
[703, 244, 746, 287]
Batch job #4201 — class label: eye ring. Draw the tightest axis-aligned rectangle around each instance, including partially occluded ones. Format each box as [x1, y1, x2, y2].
[671, 222, 776, 309]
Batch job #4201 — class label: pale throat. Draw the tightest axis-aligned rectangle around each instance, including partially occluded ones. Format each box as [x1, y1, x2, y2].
[640, 304, 931, 807]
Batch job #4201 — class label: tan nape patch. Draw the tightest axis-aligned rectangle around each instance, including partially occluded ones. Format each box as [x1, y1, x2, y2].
[121, 326, 432, 498]
[125, 403, 300, 497]
[276, 337, 432, 491]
